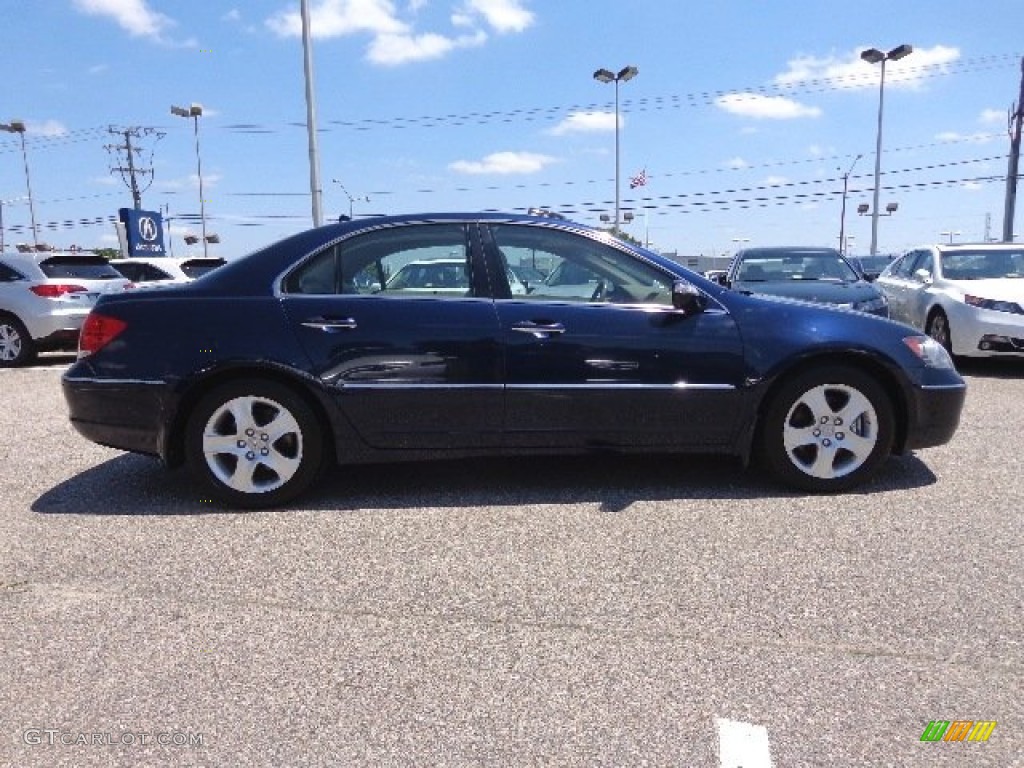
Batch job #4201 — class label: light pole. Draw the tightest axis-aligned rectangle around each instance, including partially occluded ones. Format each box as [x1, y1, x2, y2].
[0, 120, 39, 248]
[861, 44, 912, 256]
[940, 230, 961, 244]
[593, 65, 639, 231]
[838, 154, 862, 255]
[331, 179, 369, 219]
[170, 103, 209, 257]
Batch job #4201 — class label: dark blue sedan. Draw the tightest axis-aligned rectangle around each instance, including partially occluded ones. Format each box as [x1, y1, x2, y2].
[726, 245, 890, 317]
[62, 213, 965, 508]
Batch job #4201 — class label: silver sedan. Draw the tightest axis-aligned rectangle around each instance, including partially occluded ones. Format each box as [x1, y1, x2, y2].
[875, 243, 1024, 358]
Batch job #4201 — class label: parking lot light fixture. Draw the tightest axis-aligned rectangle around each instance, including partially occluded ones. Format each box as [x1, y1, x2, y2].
[593, 65, 639, 231]
[0, 120, 39, 249]
[861, 44, 913, 256]
[170, 103, 209, 257]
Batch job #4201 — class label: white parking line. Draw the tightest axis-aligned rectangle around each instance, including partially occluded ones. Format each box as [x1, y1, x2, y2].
[717, 717, 773, 768]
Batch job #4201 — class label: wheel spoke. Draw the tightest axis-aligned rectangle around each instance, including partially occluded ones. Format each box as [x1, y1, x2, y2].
[262, 449, 301, 482]
[264, 409, 301, 443]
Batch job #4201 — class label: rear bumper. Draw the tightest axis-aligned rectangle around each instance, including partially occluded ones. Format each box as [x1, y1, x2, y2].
[903, 381, 966, 451]
[62, 374, 170, 459]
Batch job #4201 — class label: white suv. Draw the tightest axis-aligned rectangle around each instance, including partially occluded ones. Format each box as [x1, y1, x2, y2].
[0, 251, 132, 367]
[109, 256, 226, 286]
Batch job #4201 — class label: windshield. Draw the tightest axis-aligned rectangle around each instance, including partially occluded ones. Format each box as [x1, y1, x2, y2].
[940, 249, 1024, 280]
[736, 250, 859, 282]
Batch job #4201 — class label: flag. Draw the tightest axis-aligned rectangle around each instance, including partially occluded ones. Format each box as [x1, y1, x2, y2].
[630, 168, 647, 189]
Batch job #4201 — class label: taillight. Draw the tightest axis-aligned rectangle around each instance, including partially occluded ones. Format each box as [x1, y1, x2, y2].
[30, 284, 88, 298]
[79, 312, 127, 357]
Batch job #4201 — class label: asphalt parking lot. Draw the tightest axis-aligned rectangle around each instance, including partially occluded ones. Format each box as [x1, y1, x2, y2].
[1, 354, 1021, 767]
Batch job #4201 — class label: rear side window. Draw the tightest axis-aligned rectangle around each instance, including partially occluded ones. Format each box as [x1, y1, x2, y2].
[0, 262, 24, 282]
[40, 257, 124, 280]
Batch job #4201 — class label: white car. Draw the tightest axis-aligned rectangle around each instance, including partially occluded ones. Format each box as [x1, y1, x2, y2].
[0, 251, 132, 366]
[875, 243, 1024, 358]
[110, 256, 226, 286]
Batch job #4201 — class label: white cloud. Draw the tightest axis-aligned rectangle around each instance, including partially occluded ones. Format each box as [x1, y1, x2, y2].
[72, 0, 177, 42]
[449, 151, 556, 175]
[547, 111, 617, 136]
[266, 0, 406, 38]
[774, 44, 960, 91]
[716, 93, 822, 120]
[726, 157, 748, 170]
[763, 176, 788, 186]
[461, 0, 534, 33]
[979, 108, 1005, 124]
[935, 131, 997, 145]
[369, 29, 486, 65]
[28, 120, 69, 137]
[267, 0, 531, 65]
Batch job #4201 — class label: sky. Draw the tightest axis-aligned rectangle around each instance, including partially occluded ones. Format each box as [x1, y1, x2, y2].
[1, 0, 1023, 260]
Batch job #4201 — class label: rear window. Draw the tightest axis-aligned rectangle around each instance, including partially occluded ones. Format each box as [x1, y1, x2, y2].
[39, 256, 124, 280]
[181, 259, 226, 279]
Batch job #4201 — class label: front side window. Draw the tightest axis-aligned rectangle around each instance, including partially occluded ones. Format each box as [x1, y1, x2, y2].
[488, 225, 672, 305]
[283, 223, 473, 297]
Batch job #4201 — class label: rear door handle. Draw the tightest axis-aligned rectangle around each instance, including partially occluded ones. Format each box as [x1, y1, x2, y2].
[510, 321, 566, 338]
[301, 316, 357, 332]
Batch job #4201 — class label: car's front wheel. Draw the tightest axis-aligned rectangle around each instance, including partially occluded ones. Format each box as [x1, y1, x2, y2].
[185, 379, 325, 508]
[0, 314, 36, 368]
[759, 365, 894, 492]
[925, 309, 952, 355]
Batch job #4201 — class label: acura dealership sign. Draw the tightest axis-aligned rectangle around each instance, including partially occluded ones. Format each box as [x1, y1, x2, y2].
[118, 208, 166, 256]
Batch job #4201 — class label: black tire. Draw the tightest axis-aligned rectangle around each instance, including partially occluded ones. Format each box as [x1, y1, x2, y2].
[185, 379, 325, 508]
[759, 365, 895, 492]
[0, 314, 37, 368]
[925, 309, 953, 355]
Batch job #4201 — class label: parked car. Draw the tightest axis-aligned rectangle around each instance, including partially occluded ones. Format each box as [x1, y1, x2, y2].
[723, 246, 889, 317]
[110, 256, 226, 286]
[0, 251, 132, 367]
[875, 242, 1024, 358]
[848, 254, 897, 281]
[508, 264, 547, 292]
[63, 213, 965, 508]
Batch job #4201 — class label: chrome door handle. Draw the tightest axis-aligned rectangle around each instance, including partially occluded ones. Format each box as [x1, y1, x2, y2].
[301, 316, 357, 332]
[511, 321, 566, 338]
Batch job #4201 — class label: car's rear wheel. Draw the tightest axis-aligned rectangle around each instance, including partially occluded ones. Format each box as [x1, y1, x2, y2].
[0, 314, 36, 368]
[759, 365, 894, 492]
[925, 309, 952, 355]
[185, 379, 325, 508]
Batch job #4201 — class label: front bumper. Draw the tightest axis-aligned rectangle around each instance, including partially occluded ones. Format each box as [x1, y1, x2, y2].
[903, 380, 966, 451]
[948, 303, 1024, 358]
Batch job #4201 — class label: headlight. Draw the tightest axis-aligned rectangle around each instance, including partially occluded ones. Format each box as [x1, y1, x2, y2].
[903, 336, 955, 369]
[853, 296, 888, 312]
[964, 295, 1024, 315]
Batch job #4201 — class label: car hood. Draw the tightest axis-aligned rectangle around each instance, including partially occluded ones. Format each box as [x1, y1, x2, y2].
[732, 279, 881, 306]
[942, 277, 1024, 302]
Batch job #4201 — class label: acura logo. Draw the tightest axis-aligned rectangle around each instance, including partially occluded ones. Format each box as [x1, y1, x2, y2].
[138, 216, 158, 242]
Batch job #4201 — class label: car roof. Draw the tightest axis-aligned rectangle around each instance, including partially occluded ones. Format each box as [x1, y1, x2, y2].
[920, 242, 1024, 251]
[736, 246, 842, 256]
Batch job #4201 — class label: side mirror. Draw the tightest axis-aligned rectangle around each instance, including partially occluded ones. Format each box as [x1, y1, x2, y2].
[672, 280, 707, 315]
[913, 268, 932, 285]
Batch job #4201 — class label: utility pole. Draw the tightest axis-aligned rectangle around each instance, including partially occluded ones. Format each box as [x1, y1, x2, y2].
[105, 126, 164, 210]
[1003, 56, 1024, 242]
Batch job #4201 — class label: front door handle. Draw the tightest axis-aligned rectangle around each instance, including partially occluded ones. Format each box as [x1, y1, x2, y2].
[510, 321, 566, 338]
[301, 316, 357, 332]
